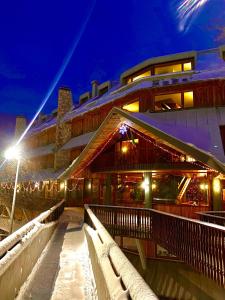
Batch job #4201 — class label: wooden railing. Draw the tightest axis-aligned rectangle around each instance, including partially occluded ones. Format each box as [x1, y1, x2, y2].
[197, 211, 225, 226]
[84, 204, 225, 287]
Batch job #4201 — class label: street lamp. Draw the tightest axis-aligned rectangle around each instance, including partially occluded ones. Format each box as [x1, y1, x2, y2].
[4, 145, 21, 234]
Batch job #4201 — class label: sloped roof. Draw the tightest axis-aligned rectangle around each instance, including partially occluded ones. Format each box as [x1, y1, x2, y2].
[27, 47, 225, 136]
[61, 131, 96, 150]
[59, 107, 225, 180]
[25, 144, 55, 159]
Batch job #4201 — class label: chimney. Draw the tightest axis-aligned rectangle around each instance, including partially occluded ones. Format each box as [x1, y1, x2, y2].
[91, 80, 99, 98]
[58, 87, 73, 119]
[15, 116, 27, 138]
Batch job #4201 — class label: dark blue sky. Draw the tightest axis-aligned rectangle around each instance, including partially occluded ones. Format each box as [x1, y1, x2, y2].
[0, 0, 224, 124]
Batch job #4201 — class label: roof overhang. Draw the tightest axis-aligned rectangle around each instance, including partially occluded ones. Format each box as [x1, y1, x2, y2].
[59, 107, 225, 179]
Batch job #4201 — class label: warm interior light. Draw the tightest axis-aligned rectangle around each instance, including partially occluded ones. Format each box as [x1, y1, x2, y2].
[183, 62, 192, 71]
[60, 181, 65, 190]
[155, 64, 182, 75]
[200, 183, 208, 190]
[4, 145, 21, 160]
[184, 91, 193, 108]
[141, 179, 149, 192]
[213, 178, 221, 193]
[121, 146, 128, 153]
[152, 183, 157, 190]
[186, 155, 196, 162]
[133, 71, 151, 82]
[122, 101, 139, 112]
[88, 182, 92, 190]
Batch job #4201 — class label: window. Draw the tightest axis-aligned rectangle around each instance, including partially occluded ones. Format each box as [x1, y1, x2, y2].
[154, 61, 193, 75]
[122, 101, 139, 112]
[155, 93, 182, 111]
[133, 71, 151, 82]
[184, 91, 193, 107]
[155, 91, 194, 111]
[155, 64, 182, 75]
[127, 71, 151, 83]
[183, 62, 192, 71]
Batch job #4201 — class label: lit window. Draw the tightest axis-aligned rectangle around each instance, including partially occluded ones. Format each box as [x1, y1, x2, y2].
[133, 71, 151, 82]
[183, 62, 192, 71]
[155, 93, 181, 111]
[155, 64, 182, 75]
[184, 91, 193, 108]
[122, 101, 139, 112]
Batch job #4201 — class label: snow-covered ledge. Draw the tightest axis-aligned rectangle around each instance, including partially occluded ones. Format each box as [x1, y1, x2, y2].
[0, 199, 64, 300]
[84, 205, 158, 300]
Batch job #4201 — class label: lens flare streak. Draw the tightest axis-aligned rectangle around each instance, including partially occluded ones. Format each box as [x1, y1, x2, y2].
[17, 0, 96, 145]
[177, 0, 208, 32]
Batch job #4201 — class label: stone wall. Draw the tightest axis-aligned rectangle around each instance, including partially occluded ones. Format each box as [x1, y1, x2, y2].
[54, 87, 73, 170]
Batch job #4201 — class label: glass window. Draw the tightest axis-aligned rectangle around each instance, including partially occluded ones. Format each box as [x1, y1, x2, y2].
[155, 93, 181, 111]
[133, 71, 151, 82]
[122, 101, 139, 112]
[183, 62, 192, 71]
[184, 91, 193, 107]
[155, 64, 182, 75]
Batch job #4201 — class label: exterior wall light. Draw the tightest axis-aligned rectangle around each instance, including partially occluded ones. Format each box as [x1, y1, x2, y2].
[141, 179, 149, 192]
[121, 146, 128, 153]
[213, 178, 221, 193]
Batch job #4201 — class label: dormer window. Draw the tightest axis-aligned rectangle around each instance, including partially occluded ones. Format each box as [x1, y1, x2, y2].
[154, 60, 193, 75]
[128, 71, 151, 83]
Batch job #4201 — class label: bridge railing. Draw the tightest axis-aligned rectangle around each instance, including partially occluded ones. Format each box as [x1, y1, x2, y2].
[84, 204, 158, 300]
[85, 204, 225, 287]
[0, 199, 65, 300]
[197, 211, 225, 226]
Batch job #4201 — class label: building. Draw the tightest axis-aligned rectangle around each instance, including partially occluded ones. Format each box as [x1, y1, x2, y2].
[1, 45, 225, 220]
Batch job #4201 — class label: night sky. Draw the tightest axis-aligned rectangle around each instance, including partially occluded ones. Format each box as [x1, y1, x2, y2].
[0, 0, 225, 143]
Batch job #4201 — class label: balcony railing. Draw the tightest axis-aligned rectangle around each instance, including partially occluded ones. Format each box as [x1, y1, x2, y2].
[85, 204, 225, 287]
[197, 211, 225, 226]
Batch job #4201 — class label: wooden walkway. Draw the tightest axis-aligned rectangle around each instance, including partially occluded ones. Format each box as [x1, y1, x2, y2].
[17, 208, 97, 300]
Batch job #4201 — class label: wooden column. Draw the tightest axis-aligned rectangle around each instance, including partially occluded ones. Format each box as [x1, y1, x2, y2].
[105, 174, 112, 205]
[144, 172, 153, 208]
[212, 178, 222, 211]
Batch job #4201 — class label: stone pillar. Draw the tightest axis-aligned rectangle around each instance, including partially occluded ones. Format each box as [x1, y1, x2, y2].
[212, 178, 222, 211]
[91, 80, 99, 98]
[14, 116, 27, 138]
[144, 172, 153, 208]
[54, 87, 73, 170]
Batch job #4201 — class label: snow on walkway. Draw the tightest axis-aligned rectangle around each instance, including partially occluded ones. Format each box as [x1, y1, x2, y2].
[17, 208, 97, 300]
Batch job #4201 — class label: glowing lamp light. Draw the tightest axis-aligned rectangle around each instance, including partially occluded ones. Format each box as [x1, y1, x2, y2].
[200, 183, 208, 190]
[4, 145, 21, 160]
[119, 124, 128, 135]
[60, 181, 65, 191]
[152, 183, 157, 190]
[213, 178, 221, 194]
[121, 146, 128, 153]
[88, 182, 92, 190]
[141, 179, 149, 192]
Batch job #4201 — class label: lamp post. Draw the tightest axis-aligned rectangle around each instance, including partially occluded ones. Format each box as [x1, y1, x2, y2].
[4, 145, 21, 234]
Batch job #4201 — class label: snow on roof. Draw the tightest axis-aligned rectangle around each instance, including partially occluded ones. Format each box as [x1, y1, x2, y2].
[61, 131, 96, 151]
[27, 47, 225, 135]
[132, 107, 225, 164]
[25, 144, 55, 159]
